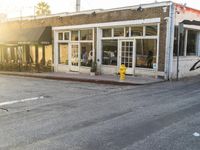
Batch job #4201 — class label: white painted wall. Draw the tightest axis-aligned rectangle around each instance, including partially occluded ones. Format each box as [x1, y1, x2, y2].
[57, 65, 91, 73]
[172, 56, 200, 79]
[57, 64, 70, 72]
[172, 5, 200, 79]
[175, 5, 200, 25]
[101, 65, 118, 75]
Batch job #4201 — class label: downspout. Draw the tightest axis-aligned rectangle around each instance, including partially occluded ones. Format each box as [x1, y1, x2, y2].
[165, 2, 175, 80]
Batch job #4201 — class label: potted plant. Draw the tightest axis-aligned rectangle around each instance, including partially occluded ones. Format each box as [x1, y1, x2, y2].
[90, 61, 97, 76]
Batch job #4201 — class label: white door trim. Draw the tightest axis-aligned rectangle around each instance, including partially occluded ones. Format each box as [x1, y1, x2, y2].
[119, 40, 135, 75]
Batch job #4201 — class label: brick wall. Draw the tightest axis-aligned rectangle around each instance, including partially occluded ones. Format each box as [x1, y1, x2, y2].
[0, 6, 169, 71]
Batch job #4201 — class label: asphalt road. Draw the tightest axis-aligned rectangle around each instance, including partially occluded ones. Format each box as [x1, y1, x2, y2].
[0, 75, 200, 150]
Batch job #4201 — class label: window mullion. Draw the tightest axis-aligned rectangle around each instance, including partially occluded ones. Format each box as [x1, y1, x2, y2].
[184, 29, 188, 56]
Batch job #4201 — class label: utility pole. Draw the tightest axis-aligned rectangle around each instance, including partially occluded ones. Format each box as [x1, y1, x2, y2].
[76, 0, 80, 12]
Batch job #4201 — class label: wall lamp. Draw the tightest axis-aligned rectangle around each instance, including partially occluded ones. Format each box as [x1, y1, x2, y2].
[58, 16, 63, 20]
[91, 11, 96, 16]
[137, 6, 144, 12]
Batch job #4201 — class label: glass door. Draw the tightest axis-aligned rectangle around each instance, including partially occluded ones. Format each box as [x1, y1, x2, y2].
[70, 43, 80, 72]
[119, 40, 135, 75]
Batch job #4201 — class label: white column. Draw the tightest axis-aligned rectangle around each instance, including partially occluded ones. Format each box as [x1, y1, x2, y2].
[155, 23, 160, 78]
[164, 2, 175, 80]
[96, 28, 102, 73]
[54, 31, 59, 72]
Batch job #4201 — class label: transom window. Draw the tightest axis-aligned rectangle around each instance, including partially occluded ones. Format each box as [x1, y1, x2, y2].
[102, 25, 158, 38]
[145, 26, 158, 36]
[58, 32, 63, 40]
[58, 32, 70, 41]
[58, 29, 94, 41]
[80, 29, 93, 40]
[64, 32, 69, 40]
[131, 26, 143, 36]
[102, 28, 112, 37]
[114, 28, 124, 37]
[71, 30, 79, 41]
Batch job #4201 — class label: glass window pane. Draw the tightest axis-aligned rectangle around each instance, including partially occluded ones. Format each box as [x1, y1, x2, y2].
[136, 39, 157, 69]
[187, 30, 197, 56]
[45, 45, 52, 66]
[71, 31, 79, 41]
[9, 47, 17, 63]
[102, 40, 118, 66]
[80, 43, 93, 67]
[131, 26, 143, 36]
[102, 29, 112, 37]
[114, 27, 124, 37]
[3, 48, 8, 63]
[125, 27, 130, 37]
[29, 46, 36, 64]
[0, 48, 3, 63]
[71, 45, 79, 66]
[145, 26, 158, 36]
[38, 46, 43, 64]
[80, 29, 93, 40]
[7, 48, 11, 62]
[21, 47, 26, 64]
[58, 33, 63, 40]
[58, 43, 68, 65]
[17, 46, 23, 63]
[64, 32, 69, 40]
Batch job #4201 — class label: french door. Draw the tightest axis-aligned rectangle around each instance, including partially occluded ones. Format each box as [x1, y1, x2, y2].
[70, 43, 80, 72]
[119, 40, 135, 75]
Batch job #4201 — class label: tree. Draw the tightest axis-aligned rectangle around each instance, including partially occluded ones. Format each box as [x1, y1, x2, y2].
[35, 1, 51, 16]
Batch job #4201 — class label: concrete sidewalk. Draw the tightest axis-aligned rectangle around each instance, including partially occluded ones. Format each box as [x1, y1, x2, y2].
[0, 71, 164, 85]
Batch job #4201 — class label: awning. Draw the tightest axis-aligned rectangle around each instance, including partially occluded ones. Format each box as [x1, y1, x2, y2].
[0, 26, 52, 45]
[182, 20, 200, 26]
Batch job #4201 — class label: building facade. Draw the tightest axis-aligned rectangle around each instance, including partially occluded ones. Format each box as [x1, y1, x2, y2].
[0, 1, 199, 79]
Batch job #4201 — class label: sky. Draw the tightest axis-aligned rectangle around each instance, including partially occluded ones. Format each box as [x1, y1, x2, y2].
[0, 0, 199, 18]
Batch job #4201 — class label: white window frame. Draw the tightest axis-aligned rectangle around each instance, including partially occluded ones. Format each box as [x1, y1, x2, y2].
[53, 18, 161, 72]
[57, 42, 69, 65]
[183, 28, 199, 57]
[100, 23, 160, 72]
[55, 28, 95, 69]
[58, 31, 70, 42]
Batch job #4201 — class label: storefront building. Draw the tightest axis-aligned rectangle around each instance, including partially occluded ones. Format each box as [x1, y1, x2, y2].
[0, 1, 199, 80]
[52, 2, 170, 78]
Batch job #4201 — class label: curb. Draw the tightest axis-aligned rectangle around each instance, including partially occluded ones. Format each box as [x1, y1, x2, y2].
[0, 72, 144, 86]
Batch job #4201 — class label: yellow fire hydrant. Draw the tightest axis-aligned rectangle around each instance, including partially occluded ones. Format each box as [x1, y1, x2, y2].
[119, 64, 126, 81]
